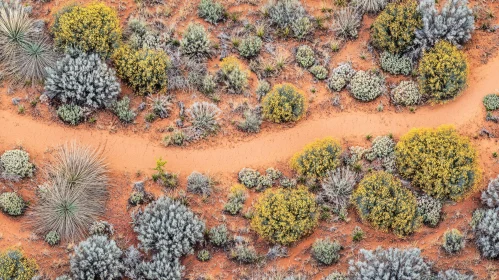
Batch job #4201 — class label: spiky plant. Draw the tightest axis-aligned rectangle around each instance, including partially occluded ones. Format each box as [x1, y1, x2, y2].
[333, 7, 361, 39]
[148, 95, 172, 119]
[319, 166, 358, 212]
[188, 101, 221, 134]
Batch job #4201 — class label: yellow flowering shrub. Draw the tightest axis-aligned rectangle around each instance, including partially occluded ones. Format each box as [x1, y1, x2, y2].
[352, 171, 421, 236]
[0, 249, 38, 280]
[418, 41, 468, 101]
[290, 137, 342, 178]
[52, 2, 121, 57]
[396, 125, 480, 201]
[262, 83, 307, 123]
[251, 186, 318, 245]
[371, 0, 422, 54]
[112, 45, 170, 95]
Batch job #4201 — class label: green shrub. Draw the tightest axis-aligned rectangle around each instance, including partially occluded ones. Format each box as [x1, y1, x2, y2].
[391, 80, 421, 106]
[295, 45, 315, 68]
[45, 231, 60, 246]
[209, 224, 229, 247]
[309, 65, 328, 80]
[371, 0, 422, 53]
[198, 0, 225, 24]
[112, 45, 170, 96]
[380, 52, 412, 75]
[112, 97, 136, 123]
[292, 16, 313, 39]
[151, 159, 178, 188]
[197, 249, 211, 262]
[180, 23, 211, 58]
[483, 94, 499, 111]
[57, 104, 84, 126]
[417, 194, 442, 227]
[0, 192, 26, 216]
[251, 187, 318, 245]
[230, 243, 259, 264]
[328, 62, 356, 92]
[352, 171, 421, 236]
[1, 149, 34, 178]
[0, 249, 38, 280]
[311, 238, 342, 265]
[52, 2, 121, 57]
[348, 70, 385, 102]
[238, 36, 263, 58]
[262, 83, 307, 123]
[442, 229, 465, 254]
[219, 56, 249, 94]
[238, 168, 260, 188]
[352, 226, 365, 242]
[291, 137, 342, 178]
[418, 40, 468, 101]
[395, 126, 480, 200]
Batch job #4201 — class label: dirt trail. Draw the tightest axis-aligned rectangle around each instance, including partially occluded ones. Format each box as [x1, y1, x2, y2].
[0, 55, 497, 175]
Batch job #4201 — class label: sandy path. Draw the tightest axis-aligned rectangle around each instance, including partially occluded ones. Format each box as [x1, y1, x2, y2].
[0, 55, 497, 175]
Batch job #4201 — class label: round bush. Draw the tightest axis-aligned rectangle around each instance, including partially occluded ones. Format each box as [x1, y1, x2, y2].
[328, 62, 356, 92]
[57, 104, 84, 126]
[482, 176, 499, 208]
[0, 249, 38, 280]
[352, 171, 421, 236]
[348, 70, 385, 102]
[45, 50, 120, 109]
[365, 135, 395, 161]
[52, 3, 121, 57]
[112, 45, 170, 96]
[418, 40, 468, 101]
[380, 52, 412, 76]
[238, 36, 262, 58]
[251, 187, 318, 245]
[474, 208, 499, 259]
[290, 137, 342, 178]
[310, 65, 328, 80]
[442, 229, 465, 254]
[45, 231, 61, 246]
[262, 83, 307, 123]
[187, 171, 212, 196]
[417, 194, 442, 227]
[295, 45, 315, 68]
[1, 149, 34, 178]
[238, 167, 260, 188]
[0, 192, 26, 216]
[198, 0, 225, 24]
[209, 224, 229, 247]
[180, 23, 211, 58]
[133, 196, 205, 258]
[219, 56, 249, 94]
[396, 126, 480, 200]
[483, 94, 499, 111]
[311, 238, 342, 265]
[391, 80, 421, 106]
[371, 0, 422, 54]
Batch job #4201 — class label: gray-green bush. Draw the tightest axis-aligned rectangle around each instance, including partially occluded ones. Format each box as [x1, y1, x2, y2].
[57, 104, 84, 126]
[355, 0, 388, 13]
[333, 7, 361, 39]
[112, 97, 136, 123]
[380, 52, 412, 76]
[209, 224, 229, 247]
[181, 23, 211, 58]
[474, 208, 499, 258]
[482, 176, 499, 208]
[483, 94, 499, 111]
[391, 80, 422, 106]
[237, 109, 262, 133]
[319, 167, 357, 212]
[328, 62, 356, 92]
[348, 70, 385, 101]
[188, 101, 220, 135]
[1, 149, 34, 178]
[417, 194, 442, 227]
[149, 95, 172, 119]
[238, 168, 260, 188]
[311, 238, 342, 265]
[198, 0, 225, 24]
[0, 192, 26, 216]
[442, 229, 465, 254]
[230, 243, 259, 264]
[238, 36, 263, 58]
[437, 269, 474, 280]
[187, 171, 212, 196]
[89, 220, 114, 236]
[45, 231, 61, 246]
[295, 45, 315, 68]
[138, 251, 183, 280]
[264, 0, 310, 39]
[310, 65, 328, 80]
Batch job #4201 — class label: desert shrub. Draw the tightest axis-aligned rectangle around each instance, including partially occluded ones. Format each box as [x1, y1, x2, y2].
[325, 272, 348, 280]
[137, 251, 183, 280]
[112, 97, 136, 123]
[395, 126, 480, 200]
[319, 167, 357, 211]
[197, 249, 211, 261]
[327, 62, 356, 92]
[251, 187, 318, 245]
[45, 50, 120, 109]
[198, 0, 225, 24]
[219, 56, 249, 94]
[371, 0, 422, 54]
[295, 45, 315, 68]
[348, 247, 431, 279]
[352, 226, 365, 242]
[0, 249, 38, 280]
[133, 196, 205, 257]
[365, 135, 395, 161]
[112, 45, 170, 96]
[264, 0, 308, 37]
[418, 41, 468, 101]
[150, 159, 177, 189]
[437, 269, 474, 280]
[256, 80, 271, 100]
[262, 83, 307, 123]
[52, 2, 121, 57]
[122, 246, 142, 280]
[45, 231, 60, 246]
[209, 224, 229, 247]
[230, 243, 259, 264]
[188, 101, 221, 134]
[1, 149, 34, 178]
[237, 109, 262, 133]
[442, 229, 465, 254]
[223, 184, 247, 215]
[57, 104, 84, 126]
[126, 19, 165, 50]
[414, 0, 474, 52]
[31, 143, 109, 240]
[0, 192, 26, 216]
[391, 80, 421, 106]
[89, 220, 114, 236]
[348, 70, 385, 102]
[355, 0, 388, 13]
[482, 176, 499, 208]
[417, 194, 442, 227]
[352, 171, 421, 236]
[483, 94, 499, 111]
[180, 23, 211, 58]
[70, 235, 123, 280]
[379, 52, 412, 75]
[474, 208, 499, 258]
[238, 36, 263, 58]
[311, 238, 342, 265]
[310, 65, 328, 80]
[200, 74, 217, 96]
[187, 171, 212, 196]
[149, 95, 172, 119]
[291, 137, 342, 178]
[292, 16, 314, 39]
[333, 7, 361, 39]
[238, 168, 261, 188]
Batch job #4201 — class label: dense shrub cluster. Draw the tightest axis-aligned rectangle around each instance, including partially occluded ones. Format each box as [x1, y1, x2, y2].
[371, 0, 422, 54]
[0, 249, 38, 280]
[352, 171, 421, 236]
[417, 194, 442, 227]
[348, 70, 385, 102]
[198, 0, 225, 24]
[418, 41, 468, 101]
[333, 7, 361, 39]
[0, 192, 26, 216]
[52, 3, 121, 57]
[251, 187, 318, 245]
[45, 50, 120, 109]
[295, 45, 315, 68]
[379, 52, 412, 76]
[319, 167, 357, 212]
[311, 238, 342, 265]
[219, 56, 249, 94]
[1, 149, 34, 178]
[112, 45, 170, 96]
[209, 224, 229, 247]
[238, 168, 260, 188]
[137, 251, 183, 280]
[264, 0, 312, 38]
[57, 104, 84, 126]
[391, 80, 421, 106]
[328, 62, 356, 92]
[291, 137, 342, 178]
[187, 171, 212, 196]
[262, 83, 307, 123]
[396, 126, 480, 200]
[238, 36, 263, 58]
[442, 229, 465, 254]
[180, 23, 211, 58]
[474, 208, 499, 259]
[483, 94, 499, 111]
[482, 176, 499, 208]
